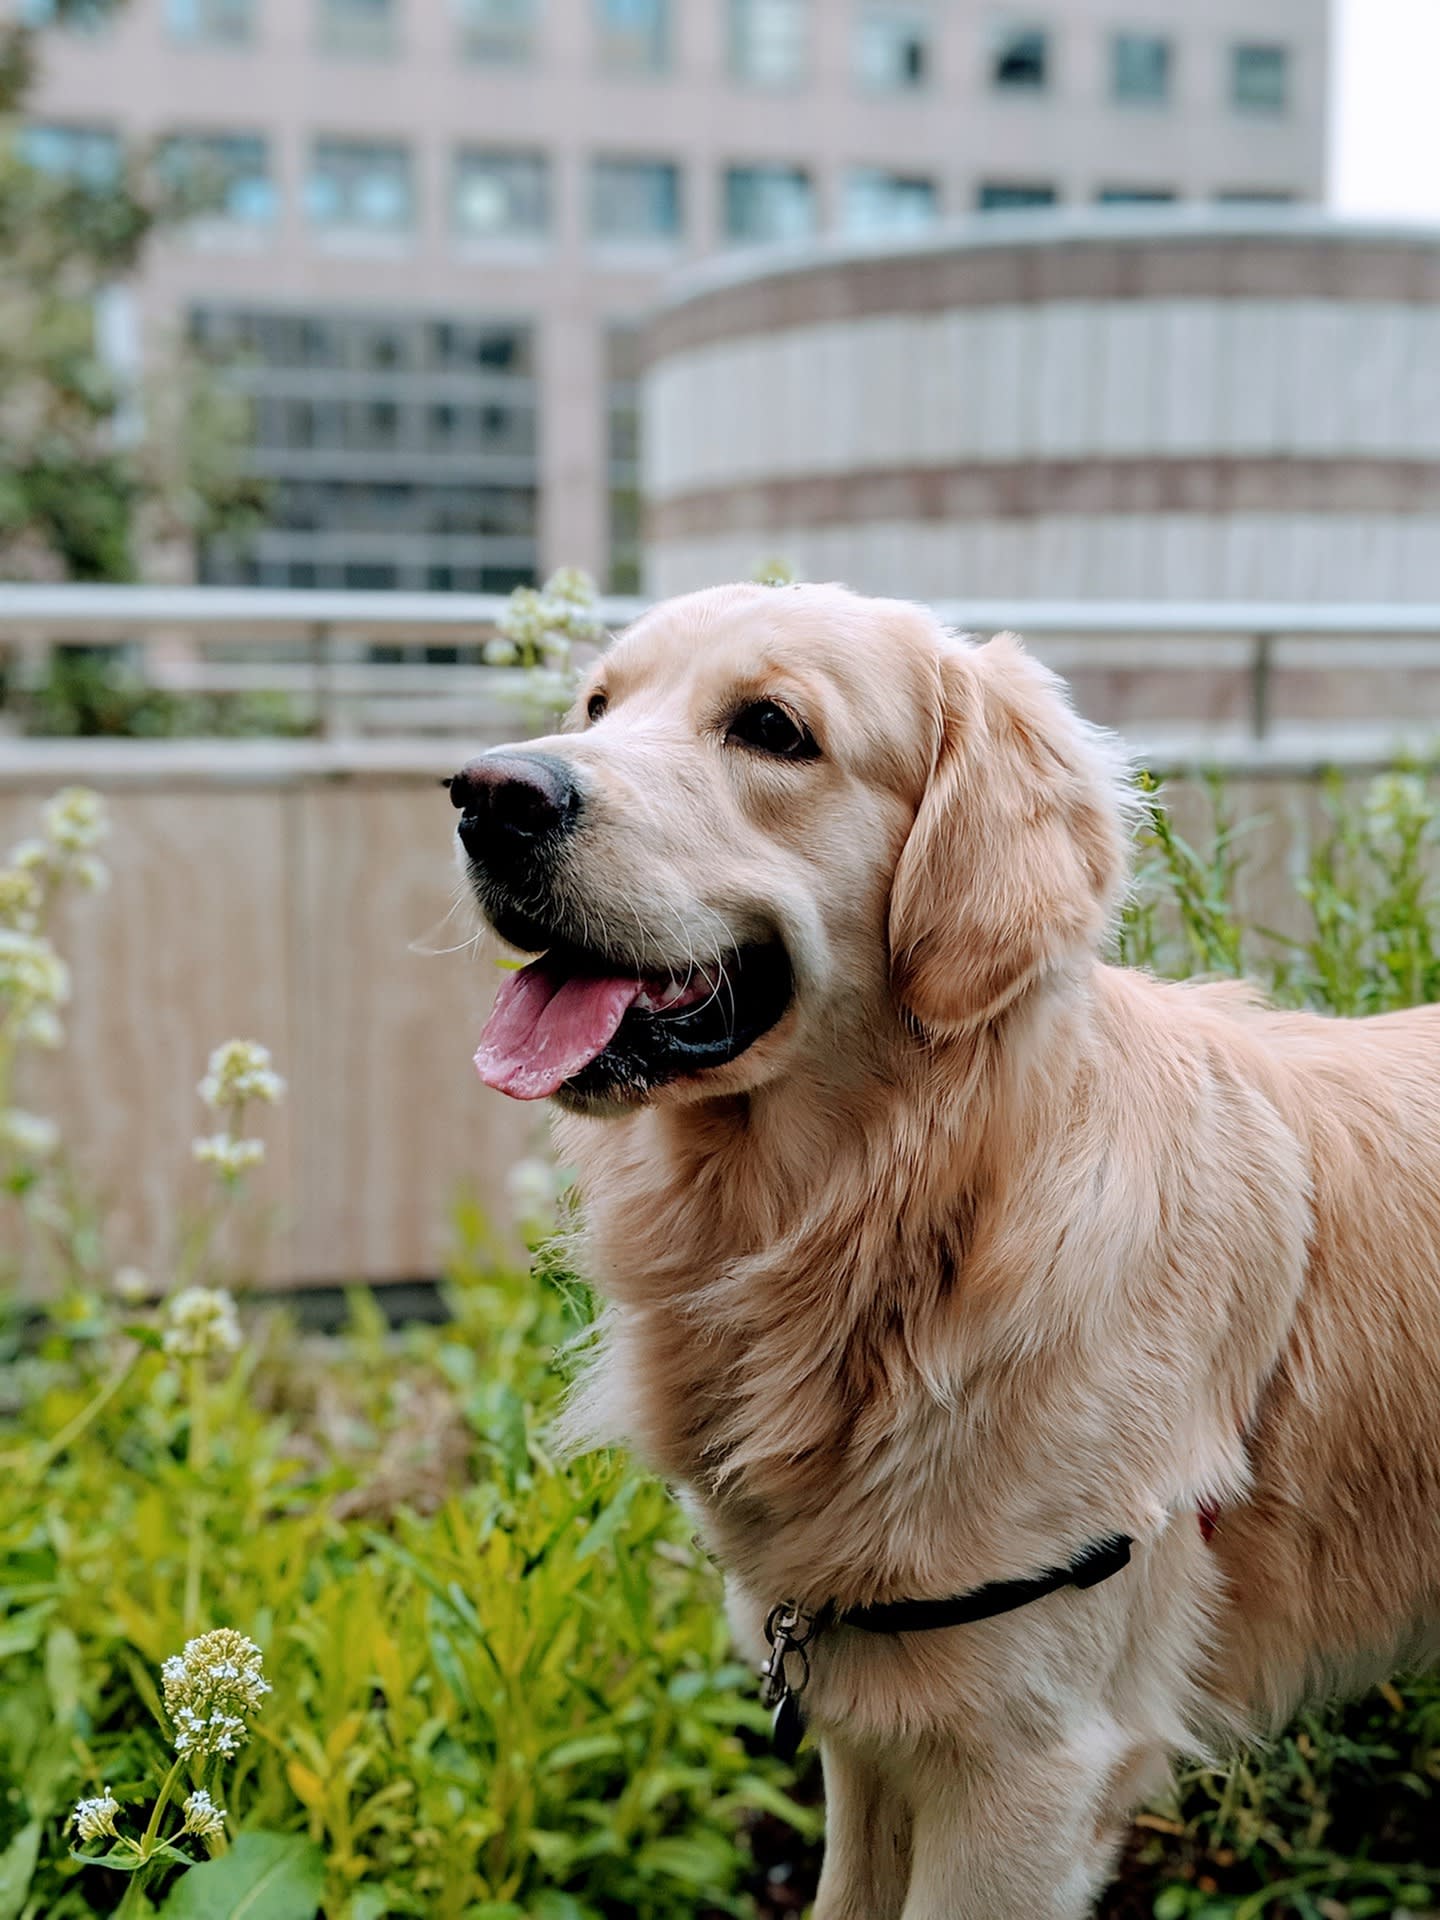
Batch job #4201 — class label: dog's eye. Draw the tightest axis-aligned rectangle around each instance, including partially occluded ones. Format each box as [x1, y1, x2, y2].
[585, 691, 608, 724]
[727, 700, 817, 760]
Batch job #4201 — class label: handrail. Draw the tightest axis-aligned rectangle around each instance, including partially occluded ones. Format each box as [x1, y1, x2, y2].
[5, 585, 1440, 746]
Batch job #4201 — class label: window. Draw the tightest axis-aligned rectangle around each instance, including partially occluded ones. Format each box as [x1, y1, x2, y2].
[1111, 31, 1169, 103]
[305, 141, 413, 231]
[18, 122, 121, 188]
[596, 0, 668, 71]
[165, 0, 255, 45]
[591, 159, 682, 242]
[20, 0, 111, 31]
[159, 133, 276, 224]
[843, 168, 937, 235]
[977, 180, 1056, 209]
[1232, 43, 1288, 111]
[854, 1, 930, 89]
[1216, 189, 1296, 204]
[454, 0, 538, 60]
[1097, 186, 1175, 203]
[724, 165, 815, 243]
[729, 0, 808, 86]
[191, 305, 541, 592]
[453, 150, 549, 239]
[317, 0, 396, 55]
[989, 22, 1048, 90]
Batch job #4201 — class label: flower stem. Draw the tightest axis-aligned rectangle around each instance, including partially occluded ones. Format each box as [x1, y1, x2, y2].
[139, 1755, 185, 1859]
[5, 1347, 144, 1480]
[183, 1357, 209, 1636]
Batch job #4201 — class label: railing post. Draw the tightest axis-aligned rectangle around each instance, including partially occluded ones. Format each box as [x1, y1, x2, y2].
[310, 622, 338, 739]
[1249, 632, 1274, 742]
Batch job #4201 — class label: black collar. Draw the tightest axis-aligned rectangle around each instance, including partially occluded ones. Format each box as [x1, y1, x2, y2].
[760, 1533, 1134, 1759]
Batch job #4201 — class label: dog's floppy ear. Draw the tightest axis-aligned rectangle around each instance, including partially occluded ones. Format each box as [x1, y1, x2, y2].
[888, 634, 1130, 1030]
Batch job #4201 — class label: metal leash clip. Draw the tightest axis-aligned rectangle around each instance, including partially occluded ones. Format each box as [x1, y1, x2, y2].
[759, 1600, 818, 1762]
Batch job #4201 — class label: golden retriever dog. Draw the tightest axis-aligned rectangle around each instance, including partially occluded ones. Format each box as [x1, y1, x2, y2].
[450, 581, 1440, 1920]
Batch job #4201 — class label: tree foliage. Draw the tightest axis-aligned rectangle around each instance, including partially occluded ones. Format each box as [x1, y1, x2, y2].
[0, 0, 264, 581]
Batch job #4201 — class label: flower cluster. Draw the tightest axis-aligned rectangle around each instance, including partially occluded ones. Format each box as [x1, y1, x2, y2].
[71, 1788, 120, 1844]
[161, 1628, 271, 1758]
[1364, 771, 1434, 846]
[491, 566, 604, 674]
[162, 1286, 242, 1361]
[0, 926, 70, 1048]
[198, 1039, 285, 1111]
[0, 1107, 59, 1159]
[193, 1038, 284, 1179]
[751, 555, 798, 586]
[6, 788, 109, 900]
[180, 1788, 226, 1839]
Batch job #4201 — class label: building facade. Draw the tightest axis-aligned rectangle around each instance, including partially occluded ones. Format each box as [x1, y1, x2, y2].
[21, 0, 1329, 590]
[643, 211, 1440, 602]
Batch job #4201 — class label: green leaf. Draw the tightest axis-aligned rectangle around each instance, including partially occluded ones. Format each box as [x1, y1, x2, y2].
[155, 1832, 324, 1920]
[0, 1821, 40, 1920]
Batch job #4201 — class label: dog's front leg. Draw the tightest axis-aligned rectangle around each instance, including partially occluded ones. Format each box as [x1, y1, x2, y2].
[896, 1734, 1124, 1920]
[811, 1734, 912, 1920]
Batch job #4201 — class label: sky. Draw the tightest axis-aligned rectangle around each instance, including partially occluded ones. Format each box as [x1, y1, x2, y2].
[1331, 0, 1440, 216]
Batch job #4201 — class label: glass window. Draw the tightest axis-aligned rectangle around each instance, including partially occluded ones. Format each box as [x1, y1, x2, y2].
[20, 0, 112, 31]
[724, 165, 815, 244]
[989, 22, 1048, 91]
[729, 0, 808, 86]
[317, 0, 396, 55]
[454, 0, 537, 59]
[305, 141, 414, 231]
[1216, 188, 1296, 204]
[843, 167, 937, 236]
[1096, 185, 1175, 203]
[590, 159, 682, 242]
[165, 0, 256, 45]
[159, 133, 276, 224]
[18, 122, 121, 187]
[1232, 43, 1289, 111]
[596, 0, 668, 71]
[977, 180, 1056, 209]
[453, 150, 550, 239]
[853, 1, 930, 89]
[1111, 31, 1169, 103]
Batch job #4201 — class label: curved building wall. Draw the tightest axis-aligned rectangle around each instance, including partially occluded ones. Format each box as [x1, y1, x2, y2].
[642, 213, 1440, 601]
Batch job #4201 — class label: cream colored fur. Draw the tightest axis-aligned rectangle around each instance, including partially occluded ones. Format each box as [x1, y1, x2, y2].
[496, 581, 1440, 1920]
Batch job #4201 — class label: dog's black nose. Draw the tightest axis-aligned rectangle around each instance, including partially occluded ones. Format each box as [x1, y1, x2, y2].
[449, 752, 581, 863]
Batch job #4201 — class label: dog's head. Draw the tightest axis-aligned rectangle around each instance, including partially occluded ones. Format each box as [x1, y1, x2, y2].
[454, 582, 1130, 1115]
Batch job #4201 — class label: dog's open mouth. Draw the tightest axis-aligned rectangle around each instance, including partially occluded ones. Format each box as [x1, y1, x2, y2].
[474, 940, 792, 1103]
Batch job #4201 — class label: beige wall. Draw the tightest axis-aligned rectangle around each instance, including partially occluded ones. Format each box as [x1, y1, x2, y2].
[642, 216, 1440, 600]
[24, 0, 1329, 581]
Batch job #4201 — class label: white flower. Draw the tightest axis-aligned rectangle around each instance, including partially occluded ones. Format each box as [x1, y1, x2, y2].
[9, 838, 50, 874]
[484, 637, 519, 667]
[161, 1629, 270, 1758]
[1364, 771, 1433, 843]
[0, 1108, 59, 1159]
[198, 1039, 285, 1112]
[113, 1266, 150, 1303]
[43, 786, 109, 854]
[0, 927, 70, 1009]
[193, 1133, 266, 1176]
[496, 568, 602, 673]
[180, 1788, 227, 1838]
[71, 1787, 120, 1843]
[507, 1155, 561, 1228]
[162, 1286, 242, 1360]
[0, 867, 41, 931]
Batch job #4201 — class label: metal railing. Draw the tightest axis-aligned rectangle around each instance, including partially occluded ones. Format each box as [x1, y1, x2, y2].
[5, 585, 1440, 764]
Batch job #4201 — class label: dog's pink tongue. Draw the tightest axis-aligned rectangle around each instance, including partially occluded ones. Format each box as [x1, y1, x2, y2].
[475, 956, 642, 1100]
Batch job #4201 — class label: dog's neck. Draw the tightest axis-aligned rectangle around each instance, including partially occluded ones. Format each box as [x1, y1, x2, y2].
[554, 979, 1092, 1583]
